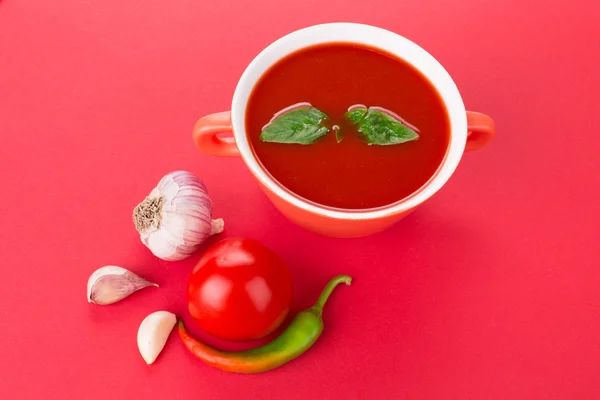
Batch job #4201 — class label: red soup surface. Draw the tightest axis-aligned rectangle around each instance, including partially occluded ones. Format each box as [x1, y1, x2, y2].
[246, 43, 450, 209]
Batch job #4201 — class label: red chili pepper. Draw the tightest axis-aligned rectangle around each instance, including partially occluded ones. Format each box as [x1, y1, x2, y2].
[178, 275, 352, 373]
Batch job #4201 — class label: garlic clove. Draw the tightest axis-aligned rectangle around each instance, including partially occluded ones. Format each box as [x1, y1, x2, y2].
[137, 311, 177, 364]
[87, 266, 158, 305]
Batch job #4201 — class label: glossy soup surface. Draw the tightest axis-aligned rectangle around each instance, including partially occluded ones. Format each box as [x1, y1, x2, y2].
[246, 43, 450, 209]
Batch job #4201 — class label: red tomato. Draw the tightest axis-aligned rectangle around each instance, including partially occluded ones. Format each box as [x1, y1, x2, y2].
[186, 238, 293, 342]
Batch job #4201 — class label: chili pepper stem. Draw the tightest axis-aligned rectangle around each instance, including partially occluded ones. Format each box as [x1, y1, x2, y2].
[310, 275, 352, 317]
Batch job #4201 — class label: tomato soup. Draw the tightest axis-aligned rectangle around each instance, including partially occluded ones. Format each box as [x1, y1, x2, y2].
[246, 43, 450, 209]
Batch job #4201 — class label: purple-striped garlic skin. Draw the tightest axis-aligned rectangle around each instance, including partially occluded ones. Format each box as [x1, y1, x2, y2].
[133, 171, 224, 261]
[87, 265, 158, 305]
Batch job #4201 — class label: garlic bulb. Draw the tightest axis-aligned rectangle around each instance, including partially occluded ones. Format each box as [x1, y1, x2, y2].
[137, 311, 177, 364]
[133, 171, 224, 261]
[87, 266, 158, 305]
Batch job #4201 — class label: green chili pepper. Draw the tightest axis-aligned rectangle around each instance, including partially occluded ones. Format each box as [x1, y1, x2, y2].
[178, 275, 352, 373]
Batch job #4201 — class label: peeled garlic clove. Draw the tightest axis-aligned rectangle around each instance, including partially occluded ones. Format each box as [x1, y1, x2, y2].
[87, 266, 158, 305]
[133, 171, 224, 261]
[137, 311, 177, 364]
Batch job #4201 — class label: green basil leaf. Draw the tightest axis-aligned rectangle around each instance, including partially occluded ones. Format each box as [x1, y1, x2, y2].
[260, 105, 329, 145]
[345, 107, 419, 146]
[345, 108, 368, 124]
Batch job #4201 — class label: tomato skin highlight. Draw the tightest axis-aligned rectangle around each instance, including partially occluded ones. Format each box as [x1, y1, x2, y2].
[186, 238, 293, 342]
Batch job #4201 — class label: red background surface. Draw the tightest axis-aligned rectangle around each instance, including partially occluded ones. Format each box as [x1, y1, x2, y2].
[1, 0, 599, 399]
